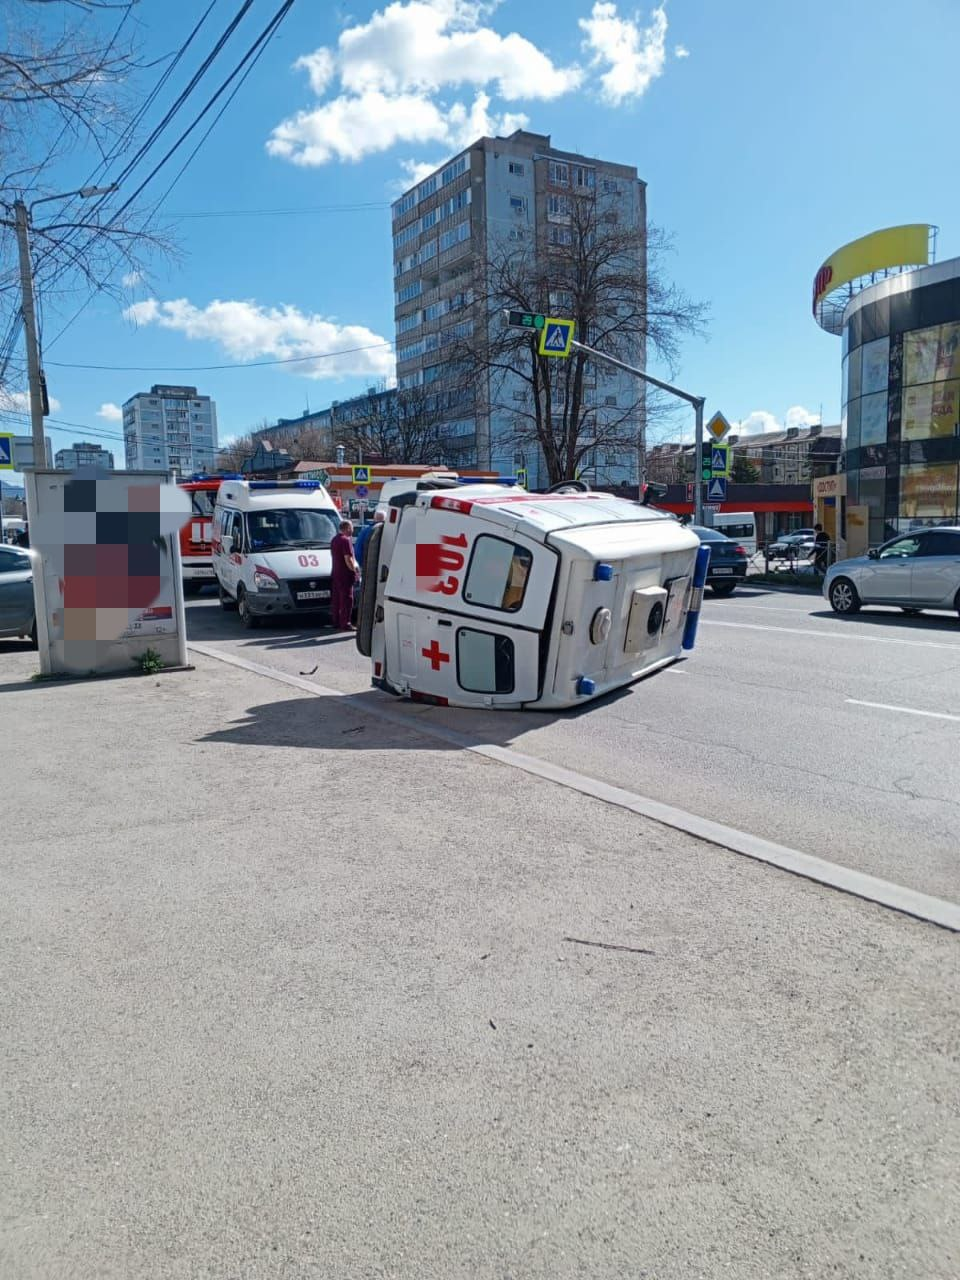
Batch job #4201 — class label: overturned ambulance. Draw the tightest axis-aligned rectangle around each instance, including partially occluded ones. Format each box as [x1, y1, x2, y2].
[356, 475, 708, 710]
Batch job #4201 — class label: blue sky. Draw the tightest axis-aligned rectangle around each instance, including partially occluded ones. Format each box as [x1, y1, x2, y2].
[4, 0, 959, 486]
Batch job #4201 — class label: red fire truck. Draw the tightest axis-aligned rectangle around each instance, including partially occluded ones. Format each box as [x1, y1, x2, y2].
[178, 476, 234, 594]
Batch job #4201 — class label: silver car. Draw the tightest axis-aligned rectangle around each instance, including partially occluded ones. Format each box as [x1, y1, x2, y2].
[824, 527, 960, 617]
[0, 544, 36, 644]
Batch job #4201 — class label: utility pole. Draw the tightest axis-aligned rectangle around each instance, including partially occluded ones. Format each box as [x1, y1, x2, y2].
[13, 200, 45, 461]
[570, 339, 705, 521]
[5, 185, 118, 467]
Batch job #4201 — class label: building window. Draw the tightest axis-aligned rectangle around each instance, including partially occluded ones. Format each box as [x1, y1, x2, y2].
[508, 161, 525, 176]
[395, 280, 423, 305]
[549, 160, 569, 186]
[441, 154, 468, 186]
[509, 228, 526, 241]
[601, 178, 620, 195]
[547, 194, 570, 218]
[548, 226, 572, 247]
[510, 196, 526, 214]
[573, 165, 595, 189]
[604, 395, 618, 406]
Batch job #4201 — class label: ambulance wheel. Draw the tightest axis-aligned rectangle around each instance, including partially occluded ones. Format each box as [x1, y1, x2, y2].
[237, 587, 260, 629]
[710, 582, 737, 597]
[356, 522, 383, 658]
[219, 582, 237, 611]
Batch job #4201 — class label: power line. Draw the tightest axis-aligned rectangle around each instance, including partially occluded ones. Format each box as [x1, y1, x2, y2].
[45, 340, 395, 372]
[170, 202, 391, 218]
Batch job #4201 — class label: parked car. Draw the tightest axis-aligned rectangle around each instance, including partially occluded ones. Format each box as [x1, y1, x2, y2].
[769, 528, 816, 557]
[824, 527, 960, 616]
[0, 544, 36, 645]
[691, 525, 749, 596]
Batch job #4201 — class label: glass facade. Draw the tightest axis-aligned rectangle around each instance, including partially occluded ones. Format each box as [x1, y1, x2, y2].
[842, 266, 960, 544]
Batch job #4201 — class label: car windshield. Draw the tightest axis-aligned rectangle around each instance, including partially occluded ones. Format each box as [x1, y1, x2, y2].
[247, 508, 338, 550]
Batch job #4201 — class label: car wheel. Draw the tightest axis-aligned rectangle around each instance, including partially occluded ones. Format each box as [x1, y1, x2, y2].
[900, 607, 923, 616]
[237, 587, 260, 629]
[183, 580, 205, 597]
[955, 589, 960, 620]
[218, 581, 237, 611]
[829, 577, 861, 615]
[710, 581, 737, 597]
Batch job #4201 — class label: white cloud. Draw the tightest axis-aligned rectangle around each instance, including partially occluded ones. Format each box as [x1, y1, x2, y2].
[734, 406, 821, 436]
[124, 297, 395, 381]
[268, 0, 576, 168]
[121, 270, 142, 288]
[579, 2, 668, 105]
[97, 402, 123, 422]
[0, 389, 61, 414]
[674, 44, 689, 58]
[334, 0, 580, 100]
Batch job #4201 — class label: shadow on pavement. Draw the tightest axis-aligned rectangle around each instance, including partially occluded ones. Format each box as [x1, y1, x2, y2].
[195, 664, 650, 755]
[808, 608, 960, 634]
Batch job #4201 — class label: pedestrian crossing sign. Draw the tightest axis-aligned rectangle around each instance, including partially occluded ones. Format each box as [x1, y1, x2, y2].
[707, 476, 727, 501]
[538, 317, 575, 358]
[0, 433, 13, 470]
[710, 444, 730, 476]
[351, 464, 371, 484]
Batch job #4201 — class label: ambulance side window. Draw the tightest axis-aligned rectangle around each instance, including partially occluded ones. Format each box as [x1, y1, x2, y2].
[463, 536, 533, 612]
[456, 629, 515, 694]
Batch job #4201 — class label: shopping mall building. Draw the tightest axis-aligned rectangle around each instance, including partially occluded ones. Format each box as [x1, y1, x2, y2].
[814, 224, 960, 550]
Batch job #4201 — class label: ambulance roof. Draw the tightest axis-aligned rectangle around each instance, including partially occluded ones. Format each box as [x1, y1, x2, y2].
[216, 479, 336, 511]
[425, 487, 679, 539]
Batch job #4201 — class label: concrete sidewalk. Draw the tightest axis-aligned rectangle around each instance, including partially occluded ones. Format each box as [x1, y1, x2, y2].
[0, 646, 957, 1280]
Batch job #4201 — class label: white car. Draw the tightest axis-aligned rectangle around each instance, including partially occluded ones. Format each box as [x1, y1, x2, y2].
[824, 527, 960, 617]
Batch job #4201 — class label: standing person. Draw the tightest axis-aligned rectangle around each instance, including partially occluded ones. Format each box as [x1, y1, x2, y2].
[330, 519, 359, 631]
[813, 523, 829, 575]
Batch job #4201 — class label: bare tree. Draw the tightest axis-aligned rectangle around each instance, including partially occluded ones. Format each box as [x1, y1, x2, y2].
[216, 434, 257, 474]
[0, 1, 172, 390]
[453, 192, 705, 486]
[335, 383, 450, 465]
[284, 427, 333, 463]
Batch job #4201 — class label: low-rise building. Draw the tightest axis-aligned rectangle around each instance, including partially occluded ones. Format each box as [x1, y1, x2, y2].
[54, 441, 115, 471]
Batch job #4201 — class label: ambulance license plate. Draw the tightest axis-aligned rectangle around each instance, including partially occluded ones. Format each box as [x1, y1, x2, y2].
[712, 568, 733, 575]
[296, 590, 330, 600]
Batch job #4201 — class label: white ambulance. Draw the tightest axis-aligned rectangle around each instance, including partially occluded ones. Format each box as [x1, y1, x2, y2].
[356, 476, 708, 710]
[212, 479, 341, 628]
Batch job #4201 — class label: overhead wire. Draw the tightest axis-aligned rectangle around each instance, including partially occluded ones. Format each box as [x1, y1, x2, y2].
[41, 0, 295, 354]
[46, 340, 394, 372]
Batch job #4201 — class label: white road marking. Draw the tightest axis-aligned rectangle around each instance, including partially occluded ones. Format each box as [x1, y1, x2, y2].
[702, 619, 960, 652]
[846, 699, 960, 723]
[189, 640, 960, 934]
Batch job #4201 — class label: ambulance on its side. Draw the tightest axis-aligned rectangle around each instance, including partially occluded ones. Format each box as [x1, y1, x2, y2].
[357, 474, 708, 710]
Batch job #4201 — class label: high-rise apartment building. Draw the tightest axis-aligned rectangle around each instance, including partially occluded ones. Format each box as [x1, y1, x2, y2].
[122, 384, 218, 475]
[390, 129, 646, 486]
[54, 441, 115, 471]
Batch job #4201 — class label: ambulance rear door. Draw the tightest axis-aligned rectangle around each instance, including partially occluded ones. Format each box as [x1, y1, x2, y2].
[383, 502, 557, 706]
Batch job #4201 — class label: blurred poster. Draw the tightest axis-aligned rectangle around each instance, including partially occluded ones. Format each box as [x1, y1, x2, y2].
[903, 380, 960, 438]
[904, 322, 960, 384]
[860, 337, 889, 395]
[859, 391, 888, 446]
[900, 462, 959, 518]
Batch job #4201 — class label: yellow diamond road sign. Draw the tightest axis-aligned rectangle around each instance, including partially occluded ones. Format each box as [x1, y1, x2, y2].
[706, 411, 732, 442]
[538, 317, 575, 358]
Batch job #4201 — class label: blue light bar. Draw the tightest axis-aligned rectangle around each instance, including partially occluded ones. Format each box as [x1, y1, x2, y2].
[457, 476, 519, 486]
[247, 479, 323, 490]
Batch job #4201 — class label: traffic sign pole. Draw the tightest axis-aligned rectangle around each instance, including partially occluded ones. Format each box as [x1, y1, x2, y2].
[566, 338, 706, 516]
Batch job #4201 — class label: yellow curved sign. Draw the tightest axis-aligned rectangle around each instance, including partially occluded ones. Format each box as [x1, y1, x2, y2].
[813, 224, 930, 321]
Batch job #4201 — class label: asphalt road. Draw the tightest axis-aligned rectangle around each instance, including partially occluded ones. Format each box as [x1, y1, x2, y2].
[185, 583, 960, 904]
